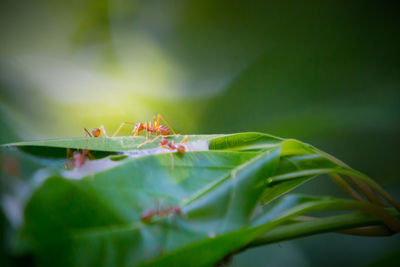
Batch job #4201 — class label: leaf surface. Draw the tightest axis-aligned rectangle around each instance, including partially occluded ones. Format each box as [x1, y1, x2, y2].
[0, 132, 397, 266]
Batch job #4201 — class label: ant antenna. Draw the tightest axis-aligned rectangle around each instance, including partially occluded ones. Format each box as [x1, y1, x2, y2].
[84, 128, 92, 137]
[157, 114, 177, 135]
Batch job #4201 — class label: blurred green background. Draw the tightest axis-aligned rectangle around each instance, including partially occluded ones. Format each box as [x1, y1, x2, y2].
[1, 0, 399, 266]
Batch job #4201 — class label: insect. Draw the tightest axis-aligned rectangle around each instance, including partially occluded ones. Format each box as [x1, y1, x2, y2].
[1, 155, 20, 178]
[159, 136, 190, 170]
[140, 205, 182, 223]
[83, 114, 177, 149]
[160, 136, 188, 154]
[64, 148, 92, 169]
[84, 126, 107, 138]
[112, 114, 176, 139]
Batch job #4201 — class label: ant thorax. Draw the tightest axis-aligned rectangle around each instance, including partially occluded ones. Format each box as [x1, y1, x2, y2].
[135, 123, 144, 132]
[167, 142, 176, 150]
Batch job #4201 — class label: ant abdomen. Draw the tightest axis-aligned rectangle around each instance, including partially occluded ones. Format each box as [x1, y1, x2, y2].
[158, 125, 170, 135]
[176, 145, 185, 154]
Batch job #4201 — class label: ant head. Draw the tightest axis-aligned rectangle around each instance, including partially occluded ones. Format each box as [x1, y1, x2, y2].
[173, 206, 181, 214]
[92, 128, 101, 137]
[160, 138, 168, 146]
[176, 145, 185, 154]
[158, 125, 170, 136]
[140, 210, 154, 223]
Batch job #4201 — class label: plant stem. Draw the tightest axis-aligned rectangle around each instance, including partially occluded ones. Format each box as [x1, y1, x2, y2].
[312, 146, 400, 212]
[329, 173, 364, 202]
[346, 176, 386, 206]
[248, 211, 398, 248]
[337, 225, 392, 236]
[268, 169, 400, 213]
[342, 172, 400, 212]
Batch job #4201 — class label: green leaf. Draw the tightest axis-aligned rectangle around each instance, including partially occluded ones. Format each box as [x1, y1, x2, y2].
[209, 132, 284, 151]
[3, 135, 221, 158]
[1, 132, 398, 266]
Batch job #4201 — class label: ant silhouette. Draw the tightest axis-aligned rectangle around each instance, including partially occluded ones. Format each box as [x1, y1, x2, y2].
[64, 148, 93, 169]
[112, 114, 176, 138]
[140, 204, 182, 223]
[160, 136, 188, 154]
[84, 126, 107, 138]
[158, 136, 190, 170]
[84, 114, 177, 149]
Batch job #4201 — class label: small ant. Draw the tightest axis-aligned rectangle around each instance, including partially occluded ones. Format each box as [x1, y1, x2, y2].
[1, 155, 20, 178]
[83, 114, 176, 149]
[160, 136, 188, 154]
[83, 114, 180, 150]
[112, 114, 176, 139]
[140, 205, 182, 223]
[84, 126, 107, 138]
[64, 148, 92, 169]
[159, 136, 190, 170]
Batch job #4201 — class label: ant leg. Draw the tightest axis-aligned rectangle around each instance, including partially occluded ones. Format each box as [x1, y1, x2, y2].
[99, 125, 108, 137]
[180, 135, 201, 159]
[83, 128, 91, 142]
[160, 144, 170, 152]
[137, 135, 162, 149]
[153, 115, 158, 130]
[146, 121, 151, 140]
[155, 115, 160, 131]
[150, 135, 162, 144]
[150, 135, 164, 145]
[179, 135, 189, 145]
[157, 114, 177, 135]
[64, 148, 72, 170]
[66, 148, 71, 158]
[179, 135, 194, 151]
[112, 122, 136, 137]
[169, 151, 174, 171]
[86, 149, 95, 160]
[130, 126, 142, 137]
[84, 128, 92, 138]
[186, 136, 196, 153]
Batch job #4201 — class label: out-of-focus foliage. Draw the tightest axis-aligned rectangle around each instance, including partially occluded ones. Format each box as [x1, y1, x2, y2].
[1, 0, 399, 266]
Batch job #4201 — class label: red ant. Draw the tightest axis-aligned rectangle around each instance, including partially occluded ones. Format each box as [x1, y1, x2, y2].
[64, 148, 92, 169]
[112, 114, 176, 139]
[160, 136, 188, 154]
[1, 155, 20, 178]
[159, 136, 190, 170]
[140, 205, 182, 223]
[84, 126, 107, 138]
[84, 115, 176, 149]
